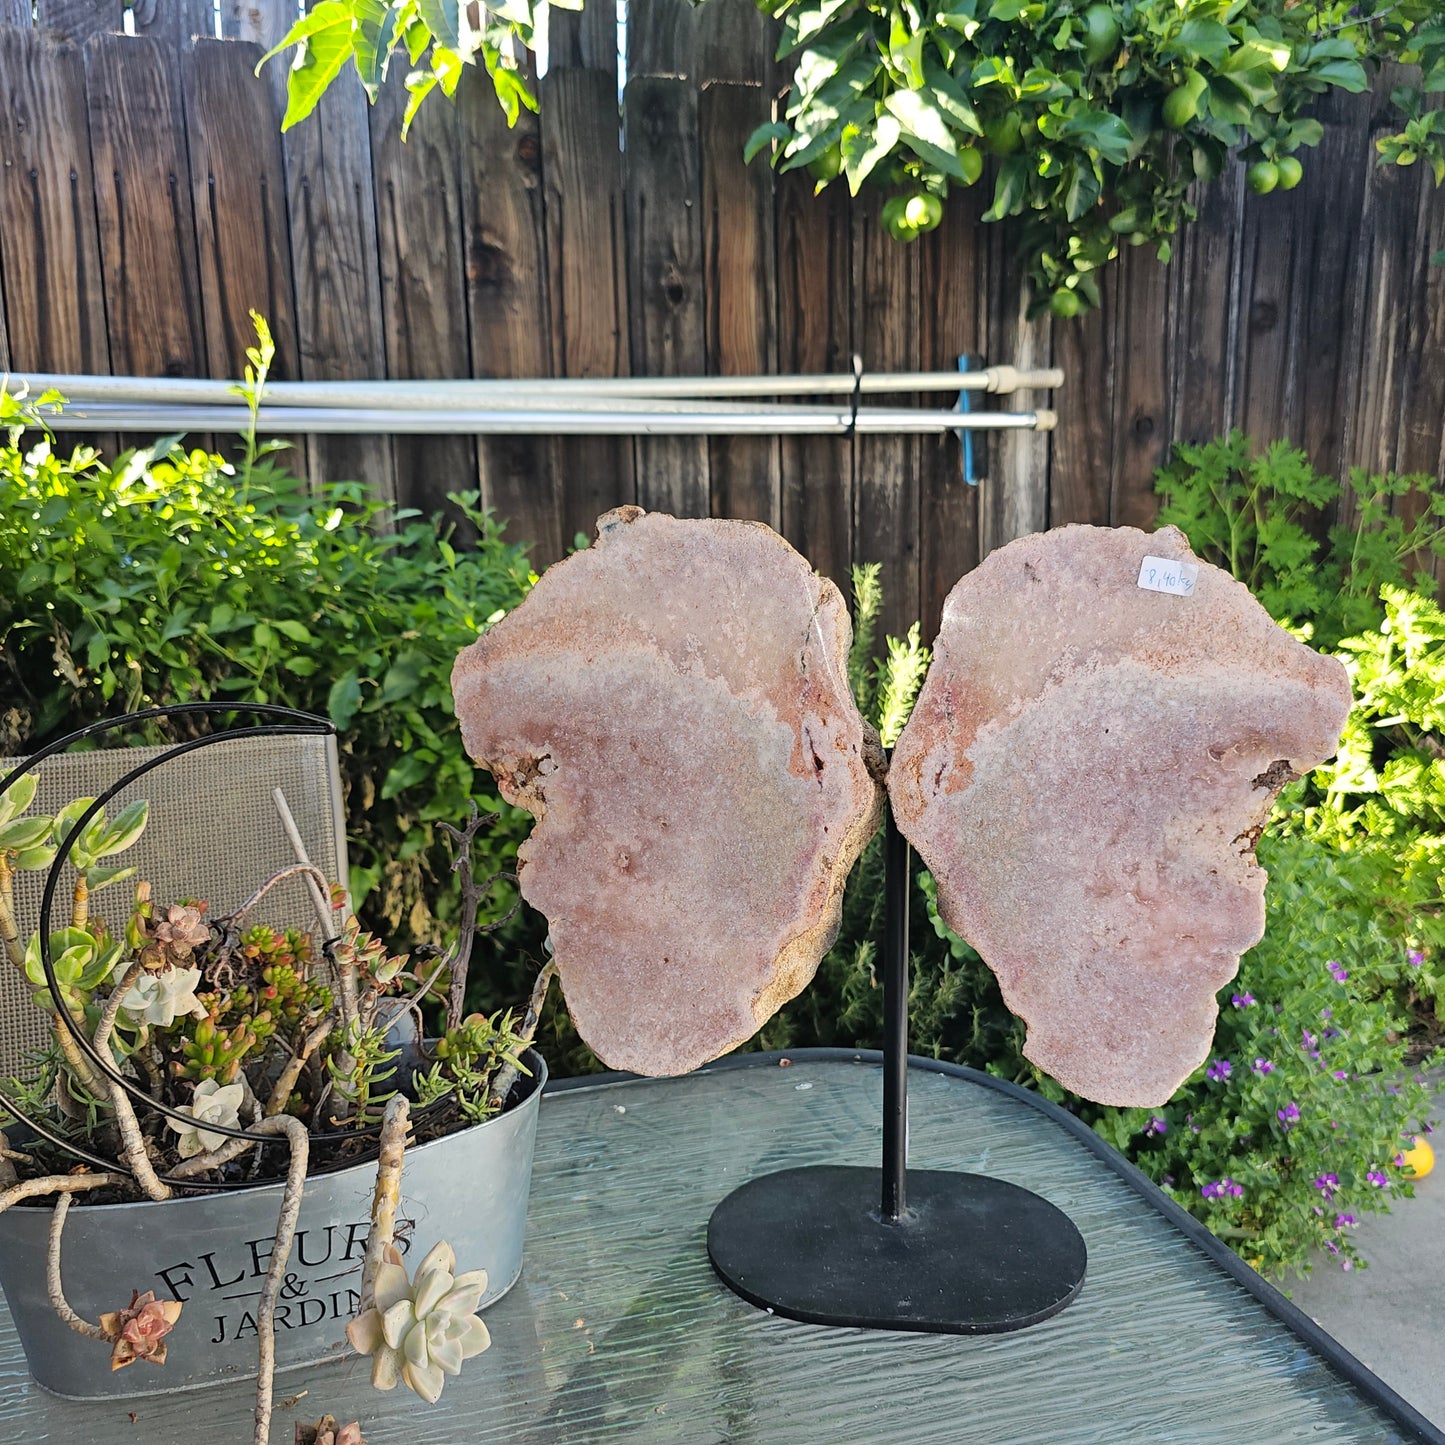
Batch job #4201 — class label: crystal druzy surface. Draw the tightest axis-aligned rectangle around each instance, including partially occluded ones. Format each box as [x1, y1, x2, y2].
[452, 507, 883, 1076]
[888, 524, 1353, 1107]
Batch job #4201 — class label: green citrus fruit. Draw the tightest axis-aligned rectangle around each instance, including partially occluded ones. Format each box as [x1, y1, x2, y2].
[958, 146, 985, 186]
[1081, 4, 1122, 65]
[982, 111, 1023, 156]
[1162, 70, 1208, 130]
[1246, 160, 1279, 195]
[881, 196, 920, 242]
[807, 144, 843, 183]
[1049, 288, 1083, 319]
[1275, 156, 1303, 190]
[903, 193, 945, 232]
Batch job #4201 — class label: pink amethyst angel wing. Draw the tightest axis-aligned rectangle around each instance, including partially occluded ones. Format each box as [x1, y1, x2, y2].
[888, 524, 1352, 1108]
[451, 507, 884, 1076]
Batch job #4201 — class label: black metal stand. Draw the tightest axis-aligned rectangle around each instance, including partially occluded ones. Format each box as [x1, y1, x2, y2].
[707, 806, 1088, 1333]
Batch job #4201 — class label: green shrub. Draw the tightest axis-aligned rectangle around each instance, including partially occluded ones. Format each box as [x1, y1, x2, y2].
[0, 390, 541, 989]
[1153, 431, 1445, 648]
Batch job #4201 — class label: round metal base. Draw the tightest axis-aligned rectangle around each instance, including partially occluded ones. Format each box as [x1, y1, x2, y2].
[708, 1165, 1087, 1334]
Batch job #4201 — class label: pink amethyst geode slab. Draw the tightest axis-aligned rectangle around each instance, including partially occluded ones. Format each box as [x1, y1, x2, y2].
[888, 524, 1352, 1107]
[451, 507, 884, 1076]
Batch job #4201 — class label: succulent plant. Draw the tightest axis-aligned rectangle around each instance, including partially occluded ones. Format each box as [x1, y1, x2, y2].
[345, 1241, 490, 1404]
[118, 965, 204, 1029]
[169, 1011, 269, 1085]
[98, 1289, 183, 1371]
[295, 1418, 365, 1445]
[138, 902, 210, 970]
[23, 926, 123, 1014]
[166, 1078, 245, 1157]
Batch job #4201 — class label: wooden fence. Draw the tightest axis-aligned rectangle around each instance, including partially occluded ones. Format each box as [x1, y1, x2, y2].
[1, 0, 1443, 640]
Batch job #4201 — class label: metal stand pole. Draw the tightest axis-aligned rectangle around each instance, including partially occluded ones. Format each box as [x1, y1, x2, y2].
[706, 798, 1088, 1334]
[881, 809, 909, 1222]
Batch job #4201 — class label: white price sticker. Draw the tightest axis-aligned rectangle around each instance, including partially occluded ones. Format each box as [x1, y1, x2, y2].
[1137, 555, 1198, 598]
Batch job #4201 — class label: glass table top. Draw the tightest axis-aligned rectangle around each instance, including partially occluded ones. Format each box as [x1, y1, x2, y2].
[0, 1053, 1426, 1443]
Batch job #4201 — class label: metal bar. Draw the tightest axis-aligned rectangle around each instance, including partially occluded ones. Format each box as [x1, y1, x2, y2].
[43, 403, 1057, 435]
[881, 805, 911, 1223]
[11, 366, 1064, 407]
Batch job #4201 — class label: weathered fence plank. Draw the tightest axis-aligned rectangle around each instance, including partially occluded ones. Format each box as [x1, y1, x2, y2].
[0, 1, 32, 28]
[369, 68, 478, 520]
[0, 30, 110, 373]
[547, 0, 617, 77]
[458, 70, 562, 566]
[629, 0, 697, 77]
[1049, 290, 1113, 529]
[916, 190, 983, 640]
[84, 34, 206, 380]
[130, 0, 215, 41]
[700, 80, 779, 528]
[1107, 246, 1171, 530]
[624, 74, 709, 516]
[776, 169, 853, 595]
[1169, 169, 1242, 448]
[281, 62, 394, 499]
[542, 64, 634, 541]
[854, 197, 921, 641]
[181, 38, 299, 381]
[33, 0, 121, 42]
[980, 221, 1051, 556]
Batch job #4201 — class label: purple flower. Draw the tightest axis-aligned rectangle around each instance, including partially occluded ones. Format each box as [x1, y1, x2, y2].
[1162, 1173, 1175, 1187]
[1328, 961, 1349, 983]
[1323, 1027, 1341, 1040]
[1313, 1173, 1339, 1200]
[1394, 1152, 1407, 1167]
[1366, 1170, 1390, 1188]
[1321, 1009, 1332, 1020]
[1277, 1102, 1301, 1127]
[1332, 1070, 1348, 1081]
[1342, 1258, 1354, 1271]
[1408, 949, 1424, 967]
[1206, 1059, 1232, 1083]
[1335, 1213, 1357, 1228]
[1252, 1057, 1275, 1075]
[1301, 1030, 1318, 1051]
[1144, 1116, 1167, 1138]
[1231, 992, 1255, 1008]
[1201, 1179, 1244, 1200]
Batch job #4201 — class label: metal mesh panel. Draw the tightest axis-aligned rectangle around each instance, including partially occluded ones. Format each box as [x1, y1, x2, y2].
[0, 734, 348, 1077]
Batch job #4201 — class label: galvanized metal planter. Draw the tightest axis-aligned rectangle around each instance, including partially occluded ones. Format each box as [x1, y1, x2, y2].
[0, 1052, 545, 1400]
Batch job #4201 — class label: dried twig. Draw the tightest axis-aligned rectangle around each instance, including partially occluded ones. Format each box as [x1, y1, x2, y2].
[88, 960, 170, 1203]
[266, 1014, 335, 1117]
[359, 1095, 410, 1313]
[487, 961, 557, 1110]
[251, 1114, 310, 1445]
[271, 788, 342, 941]
[436, 805, 517, 1031]
[0, 1172, 128, 1215]
[46, 1194, 108, 1340]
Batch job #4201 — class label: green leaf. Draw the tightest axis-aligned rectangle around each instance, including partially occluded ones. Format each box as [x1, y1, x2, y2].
[882, 89, 967, 179]
[381, 752, 433, 800]
[1168, 18, 1233, 67]
[99, 799, 148, 856]
[12, 844, 57, 872]
[842, 113, 902, 194]
[352, 0, 403, 98]
[272, 618, 315, 643]
[983, 154, 1029, 221]
[745, 121, 792, 164]
[402, 68, 441, 136]
[922, 58, 983, 135]
[1064, 163, 1102, 221]
[0, 772, 38, 829]
[84, 863, 136, 894]
[328, 667, 364, 730]
[262, 2, 356, 133]
[0, 816, 53, 851]
[416, 0, 462, 51]
[1313, 58, 1369, 93]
